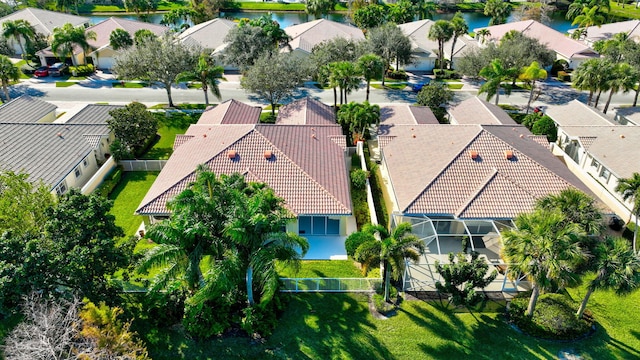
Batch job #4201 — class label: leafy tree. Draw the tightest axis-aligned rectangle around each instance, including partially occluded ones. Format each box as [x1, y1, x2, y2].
[133, 28, 156, 46]
[536, 188, 603, 236]
[330, 60, 361, 104]
[519, 61, 547, 114]
[576, 237, 640, 318]
[0, 170, 54, 236]
[353, 4, 387, 29]
[435, 252, 498, 310]
[621, 41, 640, 106]
[449, 12, 468, 70]
[484, 0, 512, 26]
[223, 23, 275, 71]
[416, 81, 454, 121]
[306, 0, 337, 19]
[357, 53, 385, 101]
[189, 0, 227, 24]
[388, 0, 415, 25]
[177, 53, 224, 106]
[366, 23, 413, 85]
[161, 8, 197, 29]
[616, 172, 640, 252]
[501, 209, 586, 317]
[109, 28, 133, 51]
[241, 52, 308, 116]
[593, 32, 630, 64]
[412, 0, 437, 20]
[240, 15, 290, 49]
[603, 62, 638, 114]
[114, 35, 199, 107]
[337, 101, 380, 142]
[478, 58, 518, 105]
[2, 19, 35, 56]
[124, 0, 158, 16]
[310, 37, 362, 84]
[428, 20, 453, 71]
[107, 102, 159, 157]
[531, 115, 557, 142]
[51, 23, 97, 66]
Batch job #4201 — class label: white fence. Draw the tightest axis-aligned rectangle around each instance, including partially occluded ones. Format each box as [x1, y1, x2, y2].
[280, 278, 382, 293]
[120, 160, 167, 171]
[81, 156, 117, 195]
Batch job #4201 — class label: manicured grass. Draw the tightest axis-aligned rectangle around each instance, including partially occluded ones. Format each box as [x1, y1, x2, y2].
[55, 81, 76, 87]
[78, 0, 186, 13]
[138, 282, 640, 359]
[141, 112, 201, 160]
[112, 81, 146, 88]
[232, 2, 306, 11]
[108, 171, 159, 237]
[15, 60, 32, 79]
[609, 2, 640, 20]
[277, 260, 371, 278]
[371, 83, 408, 90]
[447, 83, 464, 90]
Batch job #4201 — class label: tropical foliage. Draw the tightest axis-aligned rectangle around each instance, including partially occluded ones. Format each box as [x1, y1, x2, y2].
[51, 23, 97, 66]
[616, 172, 640, 252]
[177, 53, 224, 106]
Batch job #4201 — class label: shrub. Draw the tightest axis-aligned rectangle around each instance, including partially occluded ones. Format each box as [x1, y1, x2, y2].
[521, 113, 542, 129]
[183, 298, 231, 339]
[372, 293, 395, 314]
[240, 295, 285, 337]
[70, 64, 95, 76]
[532, 115, 557, 142]
[387, 69, 408, 80]
[557, 70, 571, 82]
[551, 59, 569, 76]
[109, 139, 133, 161]
[95, 166, 122, 198]
[434, 69, 461, 80]
[351, 169, 368, 190]
[345, 231, 372, 258]
[260, 112, 277, 123]
[508, 292, 592, 340]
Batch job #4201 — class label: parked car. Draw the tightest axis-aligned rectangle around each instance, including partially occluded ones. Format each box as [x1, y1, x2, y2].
[34, 66, 49, 77]
[411, 78, 431, 92]
[49, 63, 68, 77]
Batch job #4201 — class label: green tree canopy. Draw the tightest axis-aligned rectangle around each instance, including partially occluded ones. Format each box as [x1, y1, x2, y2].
[306, 0, 337, 19]
[2, 19, 35, 56]
[484, 0, 512, 26]
[51, 23, 97, 66]
[435, 252, 498, 311]
[365, 23, 413, 85]
[357, 53, 385, 101]
[415, 81, 454, 121]
[107, 102, 159, 158]
[109, 28, 133, 51]
[177, 53, 225, 106]
[428, 20, 454, 71]
[353, 4, 387, 29]
[616, 172, 640, 252]
[478, 58, 519, 105]
[337, 101, 380, 142]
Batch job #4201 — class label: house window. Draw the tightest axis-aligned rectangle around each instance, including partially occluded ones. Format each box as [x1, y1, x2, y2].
[599, 167, 611, 182]
[298, 216, 341, 236]
[55, 181, 68, 195]
[74, 166, 82, 178]
[83, 158, 88, 167]
[591, 158, 599, 168]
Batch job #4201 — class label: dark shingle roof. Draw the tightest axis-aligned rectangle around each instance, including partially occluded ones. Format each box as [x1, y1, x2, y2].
[0, 96, 57, 123]
[66, 104, 122, 124]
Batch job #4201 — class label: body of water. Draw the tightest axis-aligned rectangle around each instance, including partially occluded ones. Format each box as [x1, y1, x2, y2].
[88, 10, 576, 34]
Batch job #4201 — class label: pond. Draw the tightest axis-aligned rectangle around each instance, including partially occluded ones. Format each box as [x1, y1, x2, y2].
[88, 10, 576, 33]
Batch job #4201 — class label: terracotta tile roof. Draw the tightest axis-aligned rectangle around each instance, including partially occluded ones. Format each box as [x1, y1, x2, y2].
[379, 105, 438, 130]
[196, 99, 262, 124]
[285, 19, 364, 54]
[0, 7, 88, 37]
[173, 135, 193, 149]
[381, 124, 589, 219]
[448, 97, 517, 125]
[399, 19, 478, 59]
[476, 20, 598, 60]
[137, 122, 351, 216]
[546, 100, 617, 126]
[276, 97, 336, 125]
[177, 18, 236, 51]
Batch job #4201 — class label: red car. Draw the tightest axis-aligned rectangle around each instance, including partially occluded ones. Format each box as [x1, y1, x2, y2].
[34, 66, 49, 77]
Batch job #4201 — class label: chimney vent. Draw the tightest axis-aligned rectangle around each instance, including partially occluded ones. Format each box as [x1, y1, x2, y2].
[470, 150, 479, 160]
[264, 150, 273, 160]
[504, 150, 514, 160]
[228, 150, 237, 159]
[56, 132, 62, 138]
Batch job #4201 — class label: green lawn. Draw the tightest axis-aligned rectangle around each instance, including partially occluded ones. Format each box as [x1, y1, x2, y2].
[138, 282, 640, 359]
[609, 1, 640, 19]
[112, 81, 146, 89]
[140, 112, 200, 160]
[78, 0, 186, 13]
[55, 81, 76, 87]
[371, 83, 408, 90]
[108, 171, 159, 237]
[232, 2, 306, 11]
[277, 260, 373, 278]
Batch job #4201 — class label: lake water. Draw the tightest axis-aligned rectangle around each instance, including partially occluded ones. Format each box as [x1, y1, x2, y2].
[88, 10, 576, 34]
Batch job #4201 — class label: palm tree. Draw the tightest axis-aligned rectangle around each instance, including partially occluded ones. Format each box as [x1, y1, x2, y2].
[567, 0, 610, 20]
[576, 237, 640, 318]
[449, 12, 468, 70]
[616, 173, 640, 252]
[571, 6, 606, 40]
[478, 58, 518, 105]
[484, 0, 512, 26]
[356, 54, 385, 101]
[109, 28, 134, 51]
[519, 61, 547, 114]
[331, 61, 361, 104]
[536, 188, 603, 236]
[413, 0, 436, 20]
[572, 58, 610, 106]
[501, 209, 586, 317]
[428, 20, 453, 72]
[177, 53, 225, 106]
[2, 19, 35, 56]
[305, 0, 336, 20]
[51, 23, 97, 66]
[337, 101, 380, 142]
[603, 63, 638, 114]
[0, 55, 19, 102]
[476, 28, 491, 44]
[224, 185, 308, 306]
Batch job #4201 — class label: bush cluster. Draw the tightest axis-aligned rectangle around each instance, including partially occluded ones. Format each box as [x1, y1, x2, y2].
[70, 64, 95, 76]
[95, 166, 122, 198]
[557, 70, 571, 82]
[345, 231, 371, 258]
[387, 69, 408, 80]
[433, 69, 461, 80]
[351, 169, 368, 190]
[372, 293, 395, 314]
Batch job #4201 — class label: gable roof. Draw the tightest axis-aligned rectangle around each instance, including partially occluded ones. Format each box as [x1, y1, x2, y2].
[197, 99, 262, 125]
[285, 19, 364, 54]
[448, 97, 517, 125]
[399, 19, 478, 58]
[614, 107, 640, 125]
[476, 20, 598, 60]
[276, 97, 336, 125]
[377, 104, 438, 135]
[546, 100, 617, 127]
[574, 20, 640, 45]
[379, 124, 588, 219]
[559, 125, 640, 179]
[86, 17, 167, 54]
[136, 123, 351, 216]
[177, 18, 236, 51]
[0, 95, 57, 123]
[65, 104, 122, 124]
[0, 7, 89, 37]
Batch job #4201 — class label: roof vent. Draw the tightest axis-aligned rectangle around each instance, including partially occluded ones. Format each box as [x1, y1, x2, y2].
[519, 134, 524, 138]
[620, 134, 625, 139]
[504, 150, 514, 160]
[412, 134, 416, 138]
[56, 132, 62, 138]
[311, 133, 316, 139]
[264, 150, 273, 160]
[228, 150, 237, 159]
[470, 150, 479, 160]
[203, 134, 207, 137]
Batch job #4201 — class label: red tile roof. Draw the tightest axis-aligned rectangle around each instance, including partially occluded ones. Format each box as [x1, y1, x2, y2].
[197, 99, 262, 125]
[276, 97, 336, 125]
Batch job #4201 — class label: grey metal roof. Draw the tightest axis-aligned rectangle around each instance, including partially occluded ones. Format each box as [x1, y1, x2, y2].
[0, 96, 57, 124]
[0, 123, 109, 189]
[0, 7, 89, 37]
[66, 104, 122, 124]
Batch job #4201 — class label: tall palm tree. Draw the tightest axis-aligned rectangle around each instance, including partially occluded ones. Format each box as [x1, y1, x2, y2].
[476, 28, 491, 44]
[337, 101, 380, 142]
[0, 55, 19, 102]
[576, 237, 640, 318]
[331, 61, 361, 104]
[484, 0, 512, 26]
[501, 209, 586, 317]
[356, 53, 385, 101]
[603, 63, 638, 114]
[572, 58, 611, 106]
[478, 58, 518, 105]
[224, 185, 308, 306]
[616, 173, 640, 252]
[519, 61, 547, 114]
[536, 188, 603, 236]
[428, 20, 453, 72]
[177, 53, 225, 106]
[51, 23, 97, 66]
[571, 6, 606, 40]
[2, 19, 35, 56]
[413, 0, 436, 20]
[566, 0, 610, 20]
[449, 12, 468, 70]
